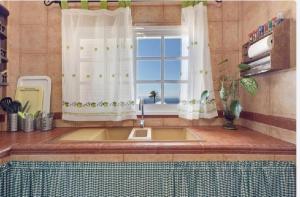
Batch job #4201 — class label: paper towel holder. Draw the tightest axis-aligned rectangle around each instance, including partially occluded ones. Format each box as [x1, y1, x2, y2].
[241, 19, 294, 77]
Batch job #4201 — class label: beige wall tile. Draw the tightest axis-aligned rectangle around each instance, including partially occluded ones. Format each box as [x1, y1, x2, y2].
[268, 126, 296, 144]
[207, 3, 222, 21]
[163, 5, 181, 25]
[105, 120, 134, 127]
[274, 155, 296, 162]
[163, 118, 192, 127]
[222, 1, 238, 21]
[210, 52, 223, 83]
[47, 53, 62, 84]
[268, 1, 296, 20]
[20, 53, 48, 75]
[74, 154, 123, 162]
[240, 74, 271, 115]
[47, 5, 61, 27]
[240, 1, 270, 44]
[20, 1, 47, 25]
[208, 21, 222, 50]
[193, 118, 223, 127]
[51, 81, 62, 112]
[173, 154, 223, 161]
[11, 154, 76, 161]
[21, 25, 47, 53]
[7, 20, 20, 51]
[54, 120, 77, 127]
[134, 118, 163, 127]
[7, 49, 20, 84]
[48, 25, 61, 54]
[269, 69, 296, 119]
[223, 154, 274, 161]
[221, 51, 239, 77]
[239, 119, 270, 136]
[124, 154, 172, 162]
[132, 5, 164, 25]
[223, 21, 239, 50]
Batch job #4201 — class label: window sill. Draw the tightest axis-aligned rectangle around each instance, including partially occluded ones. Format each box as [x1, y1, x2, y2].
[136, 104, 178, 116]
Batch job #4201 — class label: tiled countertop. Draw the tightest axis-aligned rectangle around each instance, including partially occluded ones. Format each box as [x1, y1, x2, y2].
[0, 126, 295, 159]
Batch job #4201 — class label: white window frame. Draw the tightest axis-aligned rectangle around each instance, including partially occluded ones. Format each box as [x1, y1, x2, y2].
[134, 26, 188, 115]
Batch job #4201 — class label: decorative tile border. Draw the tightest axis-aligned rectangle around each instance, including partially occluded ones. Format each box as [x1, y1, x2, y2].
[239, 111, 296, 131]
[45, 111, 297, 132]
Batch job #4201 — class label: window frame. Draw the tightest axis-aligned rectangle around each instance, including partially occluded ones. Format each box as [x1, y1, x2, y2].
[134, 26, 188, 115]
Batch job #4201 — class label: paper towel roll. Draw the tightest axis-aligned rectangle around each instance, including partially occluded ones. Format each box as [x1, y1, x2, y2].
[249, 55, 271, 67]
[248, 35, 273, 58]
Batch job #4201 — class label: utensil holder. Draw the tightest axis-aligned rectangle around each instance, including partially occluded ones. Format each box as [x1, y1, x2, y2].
[41, 116, 54, 131]
[35, 116, 42, 130]
[7, 113, 18, 132]
[21, 117, 35, 132]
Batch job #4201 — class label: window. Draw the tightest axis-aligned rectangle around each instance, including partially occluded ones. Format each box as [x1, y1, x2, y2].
[134, 27, 188, 110]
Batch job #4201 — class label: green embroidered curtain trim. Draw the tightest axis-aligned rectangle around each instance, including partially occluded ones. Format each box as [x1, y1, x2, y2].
[81, 0, 89, 9]
[0, 161, 296, 196]
[60, 0, 68, 9]
[182, 0, 208, 7]
[118, 0, 131, 8]
[100, 0, 108, 9]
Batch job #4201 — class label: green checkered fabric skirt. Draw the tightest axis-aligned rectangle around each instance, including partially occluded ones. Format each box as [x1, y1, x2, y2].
[0, 161, 296, 197]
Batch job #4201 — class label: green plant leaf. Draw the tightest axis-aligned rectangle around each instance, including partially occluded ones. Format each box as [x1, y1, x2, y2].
[238, 64, 251, 71]
[230, 100, 242, 118]
[217, 59, 229, 65]
[200, 90, 209, 103]
[240, 77, 258, 95]
[219, 82, 227, 101]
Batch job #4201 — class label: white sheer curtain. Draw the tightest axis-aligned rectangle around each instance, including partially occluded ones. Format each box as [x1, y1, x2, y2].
[62, 8, 136, 121]
[178, 4, 218, 119]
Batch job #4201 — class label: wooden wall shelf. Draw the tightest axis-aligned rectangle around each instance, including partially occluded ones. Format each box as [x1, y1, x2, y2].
[0, 4, 8, 85]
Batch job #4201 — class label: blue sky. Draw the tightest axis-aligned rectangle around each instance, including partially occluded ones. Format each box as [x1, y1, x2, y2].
[136, 38, 182, 99]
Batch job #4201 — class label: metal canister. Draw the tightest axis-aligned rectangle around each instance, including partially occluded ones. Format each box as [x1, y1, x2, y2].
[7, 113, 18, 132]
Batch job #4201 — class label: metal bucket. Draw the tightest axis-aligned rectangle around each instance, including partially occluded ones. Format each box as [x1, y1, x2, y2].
[7, 113, 18, 132]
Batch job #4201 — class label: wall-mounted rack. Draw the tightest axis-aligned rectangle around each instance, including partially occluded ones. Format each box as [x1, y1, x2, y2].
[241, 19, 294, 77]
[0, 5, 8, 86]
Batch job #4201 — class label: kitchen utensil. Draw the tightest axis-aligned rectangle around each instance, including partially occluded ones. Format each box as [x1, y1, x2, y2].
[17, 76, 51, 113]
[10, 101, 21, 113]
[0, 97, 13, 113]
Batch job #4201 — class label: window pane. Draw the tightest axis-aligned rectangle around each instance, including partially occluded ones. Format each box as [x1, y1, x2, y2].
[165, 60, 180, 80]
[165, 60, 188, 80]
[137, 37, 161, 57]
[164, 83, 180, 104]
[136, 60, 161, 80]
[137, 84, 161, 104]
[165, 37, 181, 57]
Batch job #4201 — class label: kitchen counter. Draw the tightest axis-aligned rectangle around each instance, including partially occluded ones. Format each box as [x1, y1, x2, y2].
[0, 126, 295, 160]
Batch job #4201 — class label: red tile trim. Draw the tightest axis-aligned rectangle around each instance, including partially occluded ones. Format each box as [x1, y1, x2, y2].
[240, 111, 296, 131]
[53, 112, 62, 119]
[0, 114, 5, 122]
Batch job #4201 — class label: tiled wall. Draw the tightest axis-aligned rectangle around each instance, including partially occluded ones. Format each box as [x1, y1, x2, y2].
[2, 1, 297, 139]
[237, 1, 296, 144]
[4, 1, 225, 129]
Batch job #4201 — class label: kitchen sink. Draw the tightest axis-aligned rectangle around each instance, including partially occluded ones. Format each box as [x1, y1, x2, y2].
[55, 127, 201, 142]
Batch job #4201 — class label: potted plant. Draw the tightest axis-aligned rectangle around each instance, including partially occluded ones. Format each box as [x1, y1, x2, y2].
[218, 59, 258, 130]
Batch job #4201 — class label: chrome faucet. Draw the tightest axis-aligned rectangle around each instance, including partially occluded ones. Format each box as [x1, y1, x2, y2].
[138, 98, 145, 128]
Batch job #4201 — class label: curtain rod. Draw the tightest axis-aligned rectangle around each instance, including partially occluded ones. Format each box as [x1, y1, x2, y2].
[44, 0, 222, 7]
